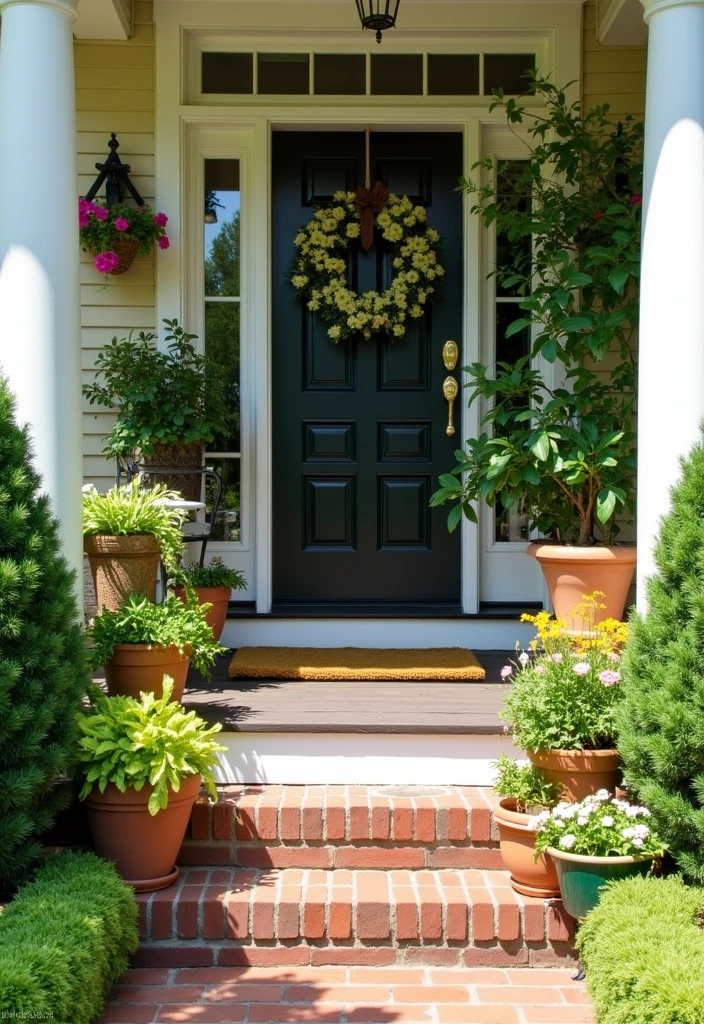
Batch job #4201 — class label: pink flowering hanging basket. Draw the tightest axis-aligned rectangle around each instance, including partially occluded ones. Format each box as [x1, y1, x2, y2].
[98, 237, 140, 276]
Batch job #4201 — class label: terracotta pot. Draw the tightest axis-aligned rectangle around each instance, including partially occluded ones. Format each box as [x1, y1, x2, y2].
[104, 643, 191, 702]
[85, 773, 201, 891]
[526, 542, 636, 630]
[173, 585, 230, 642]
[84, 534, 161, 611]
[547, 846, 656, 920]
[142, 442, 205, 502]
[528, 749, 621, 802]
[494, 798, 560, 898]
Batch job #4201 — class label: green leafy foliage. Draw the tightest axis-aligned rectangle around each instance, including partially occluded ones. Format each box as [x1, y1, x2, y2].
[432, 75, 641, 545]
[0, 851, 138, 1024]
[82, 318, 229, 457]
[75, 680, 225, 815]
[533, 792, 664, 858]
[492, 754, 560, 811]
[0, 378, 89, 895]
[617, 432, 704, 883]
[88, 594, 226, 678]
[171, 555, 247, 591]
[577, 875, 704, 1024]
[82, 479, 186, 570]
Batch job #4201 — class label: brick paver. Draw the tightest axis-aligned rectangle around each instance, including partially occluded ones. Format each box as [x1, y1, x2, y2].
[99, 966, 593, 1024]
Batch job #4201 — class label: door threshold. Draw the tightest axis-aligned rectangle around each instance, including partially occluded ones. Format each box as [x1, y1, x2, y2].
[228, 601, 542, 620]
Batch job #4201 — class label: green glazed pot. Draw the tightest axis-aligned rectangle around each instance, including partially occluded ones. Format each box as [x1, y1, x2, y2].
[547, 846, 656, 920]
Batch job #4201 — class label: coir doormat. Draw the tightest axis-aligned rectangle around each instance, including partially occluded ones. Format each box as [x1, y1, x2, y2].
[228, 647, 486, 681]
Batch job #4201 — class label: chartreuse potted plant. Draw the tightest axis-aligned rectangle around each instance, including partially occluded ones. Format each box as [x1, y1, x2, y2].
[170, 557, 247, 641]
[431, 76, 642, 631]
[501, 595, 627, 800]
[492, 754, 561, 898]
[532, 792, 664, 920]
[76, 679, 225, 891]
[82, 319, 229, 500]
[83, 479, 186, 611]
[88, 594, 225, 702]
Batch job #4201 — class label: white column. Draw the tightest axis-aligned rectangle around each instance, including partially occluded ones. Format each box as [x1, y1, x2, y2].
[637, 0, 704, 603]
[0, 0, 83, 611]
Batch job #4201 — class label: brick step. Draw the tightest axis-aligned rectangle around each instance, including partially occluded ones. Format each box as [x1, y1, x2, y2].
[180, 785, 503, 870]
[134, 867, 576, 970]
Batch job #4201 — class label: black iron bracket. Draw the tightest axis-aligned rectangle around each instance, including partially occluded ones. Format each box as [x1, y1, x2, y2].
[85, 133, 145, 207]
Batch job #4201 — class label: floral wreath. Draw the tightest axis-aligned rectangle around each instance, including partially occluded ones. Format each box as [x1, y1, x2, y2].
[291, 184, 444, 343]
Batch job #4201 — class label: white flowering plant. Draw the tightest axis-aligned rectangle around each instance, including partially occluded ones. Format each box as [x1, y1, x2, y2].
[531, 792, 664, 859]
[290, 191, 444, 343]
[500, 595, 627, 751]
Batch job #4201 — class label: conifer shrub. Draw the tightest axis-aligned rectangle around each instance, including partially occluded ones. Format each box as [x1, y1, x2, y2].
[577, 874, 704, 1024]
[0, 851, 138, 1023]
[0, 378, 89, 894]
[617, 433, 704, 882]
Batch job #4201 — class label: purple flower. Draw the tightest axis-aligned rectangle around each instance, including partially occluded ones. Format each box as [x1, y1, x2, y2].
[78, 212, 89, 228]
[114, 217, 130, 232]
[93, 206, 109, 222]
[534, 664, 546, 676]
[153, 212, 168, 227]
[607, 651, 620, 662]
[158, 236, 170, 250]
[573, 662, 590, 676]
[599, 669, 621, 686]
[500, 665, 512, 680]
[551, 653, 563, 664]
[94, 251, 119, 275]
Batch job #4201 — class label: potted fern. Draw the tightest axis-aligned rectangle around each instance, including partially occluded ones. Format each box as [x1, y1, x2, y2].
[492, 754, 561, 898]
[170, 557, 246, 641]
[83, 480, 186, 611]
[76, 679, 224, 891]
[88, 594, 226, 702]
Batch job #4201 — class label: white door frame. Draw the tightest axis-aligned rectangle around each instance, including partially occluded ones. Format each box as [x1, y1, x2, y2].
[153, 4, 583, 614]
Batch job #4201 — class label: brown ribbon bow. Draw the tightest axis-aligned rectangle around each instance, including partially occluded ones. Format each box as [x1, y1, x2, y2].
[353, 181, 390, 251]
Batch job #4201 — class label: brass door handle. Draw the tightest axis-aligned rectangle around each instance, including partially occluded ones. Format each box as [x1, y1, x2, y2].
[443, 376, 459, 436]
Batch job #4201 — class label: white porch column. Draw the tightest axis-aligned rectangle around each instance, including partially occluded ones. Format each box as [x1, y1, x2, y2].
[0, 0, 83, 610]
[637, 0, 704, 604]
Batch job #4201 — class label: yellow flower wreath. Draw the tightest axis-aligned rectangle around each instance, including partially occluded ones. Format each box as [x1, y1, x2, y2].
[291, 191, 445, 343]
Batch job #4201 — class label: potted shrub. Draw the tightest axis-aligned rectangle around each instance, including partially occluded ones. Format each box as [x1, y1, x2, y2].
[76, 679, 225, 891]
[83, 480, 186, 611]
[501, 595, 627, 800]
[492, 754, 561, 898]
[78, 197, 169, 279]
[431, 76, 642, 629]
[170, 557, 247, 641]
[82, 319, 229, 500]
[532, 792, 664, 920]
[88, 594, 226, 702]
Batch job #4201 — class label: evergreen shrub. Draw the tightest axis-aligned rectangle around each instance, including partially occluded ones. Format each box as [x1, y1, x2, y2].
[0, 378, 89, 894]
[0, 851, 138, 1024]
[617, 433, 704, 881]
[577, 874, 704, 1024]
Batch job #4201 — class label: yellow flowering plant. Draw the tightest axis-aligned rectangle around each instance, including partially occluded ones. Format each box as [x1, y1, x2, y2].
[290, 191, 445, 343]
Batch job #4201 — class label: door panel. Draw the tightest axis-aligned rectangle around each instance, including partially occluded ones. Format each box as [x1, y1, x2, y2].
[272, 131, 463, 610]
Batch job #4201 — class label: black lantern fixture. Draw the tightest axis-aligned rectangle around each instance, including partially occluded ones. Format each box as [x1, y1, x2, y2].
[85, 133, 145, 208]
[354, 0, 402, 43]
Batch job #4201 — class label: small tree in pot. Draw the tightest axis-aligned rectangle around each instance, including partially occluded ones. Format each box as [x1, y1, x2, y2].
[82, 319, 230, 500]
[431, 76, 642, 628]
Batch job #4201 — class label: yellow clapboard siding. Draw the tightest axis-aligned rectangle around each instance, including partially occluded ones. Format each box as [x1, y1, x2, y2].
[583, 72, 647, 95]
[82, 306, 156, 328]
[78, 153, 154, 176]
[81, 325, 154, 350]
[133, 1, 153, 25]
[80, 261, 155, 286]
[76, 89, 154, 113]
[81, 284, 156, 307]
[583, 94, 646, 114]
[78, 174, 153, 198]
[583, 49, 647, 74]
[77, 111, 154, 133]
[74, 44, 154, 70]
[76, 66, 154, 92]
[130, 22, 154, 45]
[78, 133, 155, 156]
[84, 455, 117, 477]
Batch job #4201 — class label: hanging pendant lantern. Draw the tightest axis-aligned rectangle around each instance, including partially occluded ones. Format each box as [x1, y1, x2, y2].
[354, 0, 402, 43]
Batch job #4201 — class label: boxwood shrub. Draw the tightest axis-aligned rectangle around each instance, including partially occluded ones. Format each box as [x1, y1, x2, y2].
[0, 851, 138, 1023]
[577, 874, 704, 1024]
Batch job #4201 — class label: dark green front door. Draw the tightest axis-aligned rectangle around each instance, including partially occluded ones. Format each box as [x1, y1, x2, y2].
[272, 131, 463, 612]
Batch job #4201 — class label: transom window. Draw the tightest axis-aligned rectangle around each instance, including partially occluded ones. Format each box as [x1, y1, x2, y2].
[199, 51, 535, 98]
